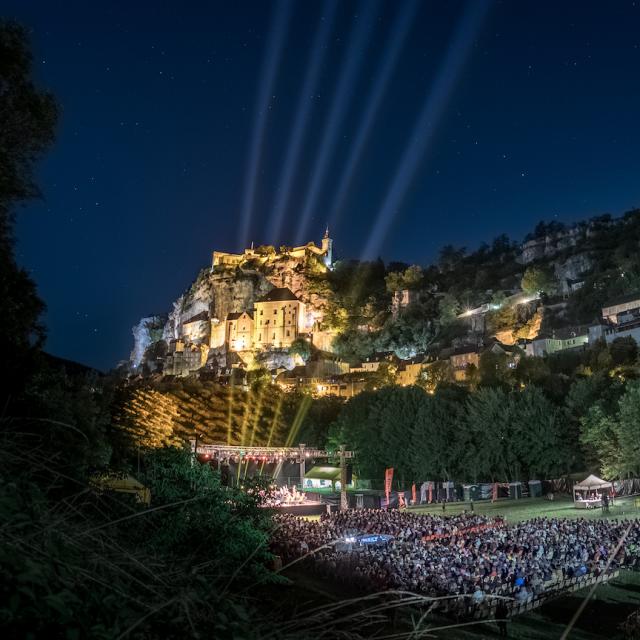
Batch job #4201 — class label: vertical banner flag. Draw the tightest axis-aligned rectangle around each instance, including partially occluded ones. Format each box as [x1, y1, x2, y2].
[385, 468, 394, 506]
[428, 481, 433, 504]
[398, 491, 406, 508]
[412, 483, 417, 505]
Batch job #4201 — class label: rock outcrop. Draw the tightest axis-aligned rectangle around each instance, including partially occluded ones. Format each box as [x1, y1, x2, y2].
[131, 255, 330, 373]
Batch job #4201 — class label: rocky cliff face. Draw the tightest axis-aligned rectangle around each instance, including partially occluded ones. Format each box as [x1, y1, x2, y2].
[553, 252, 593, 293]
[131, 315, 167, 368]
[131, 257, 330, 371]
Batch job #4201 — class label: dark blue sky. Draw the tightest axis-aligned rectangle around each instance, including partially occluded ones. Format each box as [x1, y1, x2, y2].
[7, 0, 640, 370]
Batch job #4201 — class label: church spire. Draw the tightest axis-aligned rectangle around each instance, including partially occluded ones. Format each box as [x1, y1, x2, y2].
[324, 225, 330, 239]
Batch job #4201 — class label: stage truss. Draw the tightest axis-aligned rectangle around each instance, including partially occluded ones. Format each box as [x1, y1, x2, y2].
[190, 440, 354, 510]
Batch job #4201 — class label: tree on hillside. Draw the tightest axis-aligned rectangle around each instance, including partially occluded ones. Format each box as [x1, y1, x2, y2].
[521, 266, 557, 295]
[478, 350, 513, 388]
[438, 245, 466, 272]
[514, 356, 551, 387]
[438, 293, 460, 325]
[0, 21, 58, 407]
[288, 337, 312, 362]
[418, 360, 453, 394]
[609, 336, 638, 367]
[364, 361, 397, 390]
[385, 265, 423, 292]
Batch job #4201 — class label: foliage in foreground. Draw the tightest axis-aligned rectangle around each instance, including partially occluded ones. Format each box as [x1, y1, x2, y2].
[0, 427, 282, 639]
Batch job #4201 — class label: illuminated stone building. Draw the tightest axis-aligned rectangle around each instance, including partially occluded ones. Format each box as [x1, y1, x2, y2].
[225, 311, 254, 351]
[181, 311, 209, 343]
[253, 287, 304, 349]
[211, 229, 333, 269]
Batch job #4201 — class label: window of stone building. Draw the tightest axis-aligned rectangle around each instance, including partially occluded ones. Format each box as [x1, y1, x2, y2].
[273, 309, 277, 315]
[286, 330, 290, 337]
[272, 333, 276, 340]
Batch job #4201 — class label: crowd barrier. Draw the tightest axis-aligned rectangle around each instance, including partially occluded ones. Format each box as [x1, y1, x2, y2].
[465, 570, 620, 621]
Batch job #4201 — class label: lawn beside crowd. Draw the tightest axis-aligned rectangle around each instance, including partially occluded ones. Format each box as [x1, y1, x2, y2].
[410, 495, 640, 522]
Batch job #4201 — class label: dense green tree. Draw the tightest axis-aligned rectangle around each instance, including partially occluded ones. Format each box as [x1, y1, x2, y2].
[288, 337, 312, 362]
[465, 388, 519, 481]
[616, 381, 640, 477]
[364, 361, 398, 391]
[521, 266, 557, 295]
[514, 355, 551, 387]
[385, 264, 423, 292]
[0, 22, 58, 409]
[376, 302, 435, 358]
[478, 350, 513, 388]
[609, 336, 638, 366]
[580, 405, 623, 478]
[418, 360, 453, 393]
[438, 293, 460, 325]
[511, 386, 570, 478]
[411, 389, 467, 481]
[438, 245, 467, 272]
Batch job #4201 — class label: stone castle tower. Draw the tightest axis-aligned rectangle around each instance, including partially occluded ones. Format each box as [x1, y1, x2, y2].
[321, 226, 333, 267]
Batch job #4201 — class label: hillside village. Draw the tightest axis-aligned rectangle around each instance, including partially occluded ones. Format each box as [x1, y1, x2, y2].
[129, 211, 640, 397]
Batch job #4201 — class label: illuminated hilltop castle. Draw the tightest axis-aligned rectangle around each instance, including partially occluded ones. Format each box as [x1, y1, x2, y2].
[210, 286, 306, 352]
[212, 228, 333, 270]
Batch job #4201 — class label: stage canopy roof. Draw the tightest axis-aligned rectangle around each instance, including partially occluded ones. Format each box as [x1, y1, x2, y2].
[574, 474, 612, 490]
[304, 466, 341, 481]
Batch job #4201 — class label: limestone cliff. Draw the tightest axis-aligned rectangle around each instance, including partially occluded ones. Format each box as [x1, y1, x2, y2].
[131, 255, 330, 372]
[131, 315, 167, 369]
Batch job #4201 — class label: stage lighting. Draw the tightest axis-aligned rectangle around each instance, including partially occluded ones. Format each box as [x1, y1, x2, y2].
[268, 0, 338, 243]
[328, 0, 418, 226]
[239, 0, 292, 247]
[362, 0, 491, 260]
[295, 0, 380, 244]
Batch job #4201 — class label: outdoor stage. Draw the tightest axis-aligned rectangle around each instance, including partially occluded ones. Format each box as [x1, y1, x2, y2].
[267, 501, 325, 516]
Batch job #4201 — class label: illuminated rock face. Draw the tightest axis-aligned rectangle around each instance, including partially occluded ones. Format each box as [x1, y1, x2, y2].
[130, 315, 166, 369]
[130, 241, 332, 373]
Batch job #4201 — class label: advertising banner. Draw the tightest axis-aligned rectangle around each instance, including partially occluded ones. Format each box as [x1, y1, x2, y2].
[384, 468, 394, 505]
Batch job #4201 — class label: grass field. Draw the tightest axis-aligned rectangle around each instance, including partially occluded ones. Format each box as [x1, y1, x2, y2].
[409, 494, 640, 522]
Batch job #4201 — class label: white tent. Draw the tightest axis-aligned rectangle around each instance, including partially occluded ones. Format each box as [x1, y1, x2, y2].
[573, 474, 612, 509]
[574, 474, 612, 491]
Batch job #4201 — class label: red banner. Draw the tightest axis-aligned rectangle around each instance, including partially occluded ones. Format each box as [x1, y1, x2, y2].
[422, 519, 504, 543]
[385, 468, 394, 504]
[412, 483, 417, 505]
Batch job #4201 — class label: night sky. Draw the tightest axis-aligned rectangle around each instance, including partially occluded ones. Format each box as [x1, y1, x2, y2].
[7, 0, 640, 370]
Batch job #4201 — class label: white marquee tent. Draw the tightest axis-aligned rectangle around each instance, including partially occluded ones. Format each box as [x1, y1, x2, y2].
[573, 474, 612, 508]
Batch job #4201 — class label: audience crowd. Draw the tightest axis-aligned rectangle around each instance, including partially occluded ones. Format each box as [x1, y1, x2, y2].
[271, 509, 640, 609]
